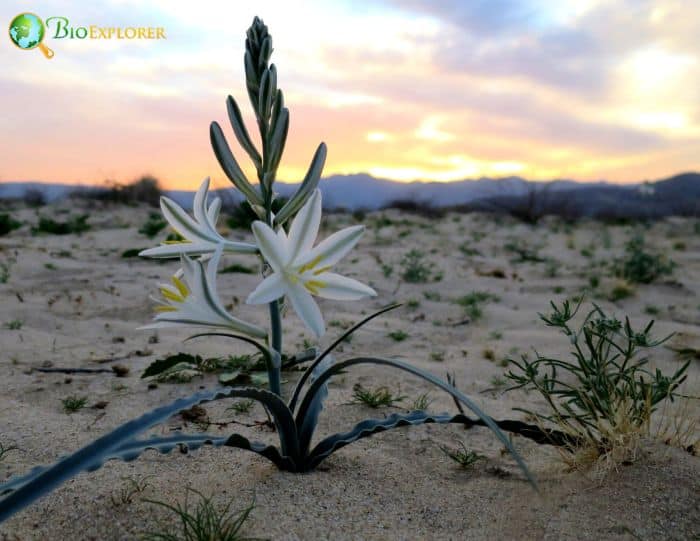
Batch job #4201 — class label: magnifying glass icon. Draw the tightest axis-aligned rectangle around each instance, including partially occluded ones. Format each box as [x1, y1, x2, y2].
[9, 13, 54, 59]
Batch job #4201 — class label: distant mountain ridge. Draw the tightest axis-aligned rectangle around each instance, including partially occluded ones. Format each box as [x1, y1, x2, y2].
[1, 172, 698, 218]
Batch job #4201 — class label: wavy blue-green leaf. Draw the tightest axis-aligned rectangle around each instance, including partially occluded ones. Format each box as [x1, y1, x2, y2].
[296, 357, 536, 487]
[0, 387, 297, 524]
[307, 411, 466, 469]
[296, 355, 332, 456]
[116, 433, 294, 470]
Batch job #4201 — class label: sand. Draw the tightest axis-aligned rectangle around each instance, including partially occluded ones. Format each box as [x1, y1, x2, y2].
[0, 199, 698, 540]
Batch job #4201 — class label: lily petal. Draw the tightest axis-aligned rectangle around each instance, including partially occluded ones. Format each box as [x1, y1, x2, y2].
[311, 272, 377, 301]
[139, 240, 256, 259]
[170, 251, 267, 338]
[287, 282, 325, 337]
[160, 196, 213, 243]
[251, 221, 289, 272]
[288, 189, 321, 258]
[246, 273, 286, 304]
[294, 225, 365, 269]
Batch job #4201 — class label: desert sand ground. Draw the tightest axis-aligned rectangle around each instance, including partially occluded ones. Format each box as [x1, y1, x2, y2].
[0, 198, 698, 540]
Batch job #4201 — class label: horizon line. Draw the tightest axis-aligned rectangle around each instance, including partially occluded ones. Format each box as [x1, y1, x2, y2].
[1, 170, 697, 190]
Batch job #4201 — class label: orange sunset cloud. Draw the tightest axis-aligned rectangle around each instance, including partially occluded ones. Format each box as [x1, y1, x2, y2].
[1, 0, 698, 190]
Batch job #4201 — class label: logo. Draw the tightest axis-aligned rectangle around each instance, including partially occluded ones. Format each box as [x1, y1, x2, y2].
[9, 13, 167, 59]
[8, 12, 54, 58]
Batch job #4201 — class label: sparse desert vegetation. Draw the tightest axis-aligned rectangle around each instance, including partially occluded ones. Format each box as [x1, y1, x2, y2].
[0, 198, 698, 539]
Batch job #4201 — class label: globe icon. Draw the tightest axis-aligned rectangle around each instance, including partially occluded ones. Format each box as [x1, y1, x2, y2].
[8, 12, 54, 58]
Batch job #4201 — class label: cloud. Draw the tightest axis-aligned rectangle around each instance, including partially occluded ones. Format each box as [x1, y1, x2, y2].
[391, 0, 540, 36]
[1, 0, 698, 186]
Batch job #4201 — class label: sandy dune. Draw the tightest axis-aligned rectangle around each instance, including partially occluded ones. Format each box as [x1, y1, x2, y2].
[0, 199, 698, 540]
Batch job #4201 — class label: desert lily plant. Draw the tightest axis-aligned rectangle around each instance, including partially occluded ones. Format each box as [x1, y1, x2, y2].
[0, 17, 534, 524]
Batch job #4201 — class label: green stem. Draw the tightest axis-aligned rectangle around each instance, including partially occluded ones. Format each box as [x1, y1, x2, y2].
[251, 39, 283, 396]
[268, 299, 282, 396]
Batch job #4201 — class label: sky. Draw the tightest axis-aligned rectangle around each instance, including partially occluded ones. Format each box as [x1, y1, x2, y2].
[1, 0, 698, 190]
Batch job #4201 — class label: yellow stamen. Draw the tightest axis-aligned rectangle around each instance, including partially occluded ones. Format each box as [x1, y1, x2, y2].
[313, 265, 332, 276]
[297, 255, 323, 274]
[171, 276, 189, 298]
[304, 279, 326, 295]
[155, 305, 178, 312]
[162, 227, 189, 244]
[160, 288, 184, 302]
[305, 283, 319, 295]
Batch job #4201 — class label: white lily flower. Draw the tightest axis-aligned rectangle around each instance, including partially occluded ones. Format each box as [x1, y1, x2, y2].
[142, 248, 267, 338]
[246, 189, 376, 337]
[139, 177, 257, 259]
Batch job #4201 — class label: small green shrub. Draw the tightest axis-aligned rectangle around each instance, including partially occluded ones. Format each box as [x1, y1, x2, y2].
[505, 299, 689, 468]
[387, 330, 409, 342]
[429, 351, 445, 362]
[4, 319, 23, 330]
[459, 243, 481, 257]
[142, 353, 267, 384]
[504, 241, 545, 263]
[423, 291, 441, 301]
[644, 305, 660, 316]
[454, 291, 499, 321]
[544, 260, 558, 278]
[440, 441, 483, 469]
[614, 234, 674, 284]
[672, 241, 686, 251]
[482, 348, 496, 361]
[227, 400, 254, 414]
[221, 263, 255, 274]
[78, 176, 162, 207]
[122, 248, 148, 258]
[0, 260, 11, 284]
[227, 198, 287, 230]
[490, 375, 506, 389]
[0, 214, 21, 236]
[142, 489, 257, 541]
[351, 384, 405, 408]
[62, 395, 88, 413]
[139, 213, 168, 238]
[609, 280, 634, 301]
[400, 249, 433, 283]
[111, 475, 152, 507]
[411, 392, 433, 411]
[33, 215, 90, 235]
